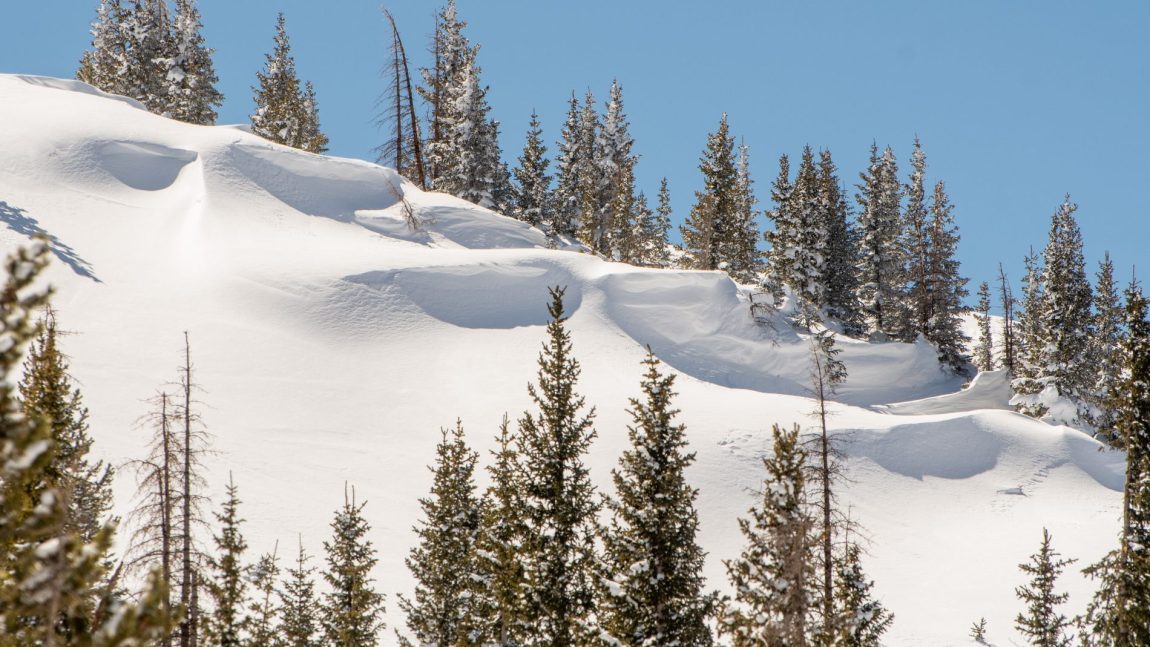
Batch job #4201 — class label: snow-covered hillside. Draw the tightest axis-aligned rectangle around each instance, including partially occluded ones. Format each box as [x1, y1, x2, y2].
[0, 74, 1124, 645]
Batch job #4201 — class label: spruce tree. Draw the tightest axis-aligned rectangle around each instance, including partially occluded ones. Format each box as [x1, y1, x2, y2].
[512, 111, 553, 230]
[974, 281, 994, 372]
[595, 80, 638, 258]
[608, 159, 641, 264]
[719, 423, 817, 647]
[819, 149, 863, 335]
[1013, 248, 1046, 414]
[204, 477, 249, 647]
[321, 488, 386, 647]
[900, 136, 930, 342]
[923, 180, 970, 373]
[682, 115, 738, 273]
[1091, 253, 1124, 437]
[763, 153, 794, 303]
[600, 351, 715, 646]
[1014, 528, 1074, 647]
[123, 0, 173, 115]
[247, 549, 281, 647]
[434, 58, 508, 211]
[472, 417, 528, 647]
[298, 81, 329, 154]
[418, 0, 473, 188]
[516, 287, 601, 646]
[0, 243, 177, 646]
[642, 177, 673, 267]
[279, 540, 321, 647]
[166, 0, 223, 125]
[551, 94, 584, 239]
[792, 146, 830, 326]
[1081, 282, 1150, 645]
[833, 542, 893, 647]
[398, 421, 483, 647]
[575, 90, 604, 252]
[855, 144, 904, 339]
[727, 141, 761, 283]
[78, 0, 129, 96]
[251, 14, 327, 153]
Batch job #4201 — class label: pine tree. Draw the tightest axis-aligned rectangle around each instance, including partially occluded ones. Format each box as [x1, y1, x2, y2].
[512, 111, 553, 230]
[472, 417, 528, 647]
[0, 243, 177, 646]
[833, 542, 893, 647]
[398, 421, 483, 647]
[682, 115, 738, 273]
[900, 136, 930, 342]
[321, 488, 386, 647]
[378, 8, 425, 188]
[726, 141, 761, 283]
[974, 281, 994, 372]
[166, 0, 223, 125]
[641, 177, 673, 267]
[575, 90, 604, 252]
[1014, 528, 1074, 647]
[279, 540, 321, 647]
[855, 144, 904, 339]
[792, 146, 830, 326]
[923, 180, 970, 373]
[121, 0, 173, 115]
[1080, 282, 1150, 645]
[970, 618, 990, 644]
[251, 14, 327, 153]
[595, 80, 639, 258]
[551, 94, 584, 239]
[1012, 198, 1094, 425]
[1013, 248, 1046, 414]
[516, 287, 601, 646]
[19, 309, 114, 554]
[78, 0, 129, 95]
[819, 149, 863, 335]
[418, 0, 473, 188]
[719, 423, 817, 647]
[600, 351, 715, 646]
[435, 58, 507, 211]
[1091, 253, 1124, 437]
[608, 159, 641, 263]
[203, 477, 249, 647]
[763, 153, 794, 303]
[999, 263, 1018, 374]
[247, 549, 281, 647]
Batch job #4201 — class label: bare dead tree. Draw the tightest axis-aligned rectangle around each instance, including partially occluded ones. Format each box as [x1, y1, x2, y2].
[998, 262, 1016, 374]
[377, 8, 426, 188]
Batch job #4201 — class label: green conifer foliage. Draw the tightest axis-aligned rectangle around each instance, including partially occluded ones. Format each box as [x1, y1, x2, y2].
[204, 477, 249, 647]
[900, 137, 930, 341]
[819, 150, 863, 336]
[1014, 528, 1074, 647]
[923, 180, 970, 373]
[1081, 282, 1150, 646]
[682, 115, 739, 273]
[167, 0, 223, 125]
[720, 423, 817, 647]
[251, 14, 327, 153]
[473, 417, 528, 647]
[77, 0, 128, 94]
[279, 540, 321, 647]
[247, 549, 281, 647]
[512, 112, 553, 230]
[321, 488, 386, 647]
[855, 144, 904, 339]
[552, 94, 585, 239]
[833, 543, 893, 647]
[516, 287, 601, 647]
[600, 351, 715, 646]
[399, 421, 483, 646]
[974, 281, 994, 372]
[1091, 253, 1124, 437]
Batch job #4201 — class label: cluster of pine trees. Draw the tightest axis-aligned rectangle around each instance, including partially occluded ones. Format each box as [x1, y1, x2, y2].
[78, 0, 326, 152]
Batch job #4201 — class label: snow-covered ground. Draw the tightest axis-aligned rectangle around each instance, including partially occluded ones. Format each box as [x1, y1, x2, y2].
[0, 74, 1124, 646]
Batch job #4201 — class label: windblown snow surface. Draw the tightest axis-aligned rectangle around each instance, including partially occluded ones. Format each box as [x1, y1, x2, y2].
[0, 75, 1124, 645]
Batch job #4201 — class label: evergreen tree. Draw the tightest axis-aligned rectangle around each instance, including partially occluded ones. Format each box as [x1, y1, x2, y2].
[575, 90, 604, 252]
[855, 144, 904, 339]
[551, 94, 584, 239]
[608, 159, 641, 264]
[204, 477, 249, 647]
[763, 153, 794, 303]
[923, 180, 970, 373]
[77, 0, 129, 96]
[19, 310, 115, 554]
[166, 0, 223, 125]
[516, 287, 601, 646]
[682, 115, 739, 274]
[727, 141, 761, 283]
[1012, 197, 1094, 425]
[974, 281, 994, 372]
[123, 0, 173, 115]
[1080, 282, 1150, 645]
[251, 14, 327, 153]
[279, 540, 321, 647]
[1013, 248, 1045, 412]
[434, 58, 508, 211]
[819, 149, 863, 335]
[398, 421, 483, 647]
[641, 177, 673, 267]
[719, 423, 817, 647]
[600, 351, 715, 646]
[900, 137, 930, 342]
[247, 549, 281, 647]
[321, 489, 386, 647]
[472, 417, 528, 647]
[512, 111, 553, 230]
[595, 80, 638, 258]
[1091, 253, 1124, 437]
[792, 146, 830, 325]
[970, 618, 990, 644]
[0, 243, 176, 646]
[1014, 528, 1074, 647]
[418, 0, 473, 187]
[833, 542, 893, 647]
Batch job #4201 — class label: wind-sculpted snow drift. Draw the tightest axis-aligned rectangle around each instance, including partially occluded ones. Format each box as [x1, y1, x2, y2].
[0, 74, 1124, 646]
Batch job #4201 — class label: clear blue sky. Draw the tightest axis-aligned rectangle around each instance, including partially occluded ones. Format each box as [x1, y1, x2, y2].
[3, 1, 1148, 308]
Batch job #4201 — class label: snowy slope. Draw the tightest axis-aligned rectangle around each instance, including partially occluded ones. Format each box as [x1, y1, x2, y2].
[0, 75, 1124, 646]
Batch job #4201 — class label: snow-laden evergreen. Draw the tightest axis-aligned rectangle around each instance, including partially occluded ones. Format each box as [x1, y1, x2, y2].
[511, 111, 553, 230]
[203, 477, 250, 647]
[682, 115, 742, 274]
[855, 144, 905, 339]
[922, 180, 970, 373]
[974, 281, 994, 372]
[900, 137, 930, 342]
[165, 0, 222, 125]
[321, 491, 386, 647]
[1013, 528, 1074, 647]
[279, 541, 322, 647]
[599, 352, 715, 646]
[77, 0, 129, 95]
[251, 14, 328, 153]
[1090, 253, 1124, 436]
[833, 543, 893, 646]
[819, 149, 863, 335]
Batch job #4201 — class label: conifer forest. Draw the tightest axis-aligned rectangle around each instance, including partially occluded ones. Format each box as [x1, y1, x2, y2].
[0, 1, 1147, 645]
